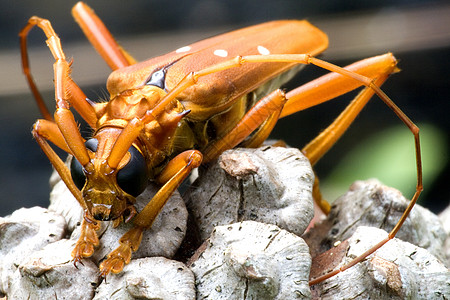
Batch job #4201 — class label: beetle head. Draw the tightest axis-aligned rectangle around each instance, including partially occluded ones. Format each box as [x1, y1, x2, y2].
[70, 138, 148, 222]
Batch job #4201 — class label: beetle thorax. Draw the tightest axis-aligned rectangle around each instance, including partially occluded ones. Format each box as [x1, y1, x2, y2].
[72, 85, 191, 223]
[97, 85, 190, 169]
[99, 86, 166, 124]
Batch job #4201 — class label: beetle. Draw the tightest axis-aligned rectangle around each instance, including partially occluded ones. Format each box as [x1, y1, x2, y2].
[20, 2, 422, 284]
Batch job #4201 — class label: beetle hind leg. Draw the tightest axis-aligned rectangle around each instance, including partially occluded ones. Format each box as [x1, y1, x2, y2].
[186, 52, 422, 285]
[277, 56, 422, 285]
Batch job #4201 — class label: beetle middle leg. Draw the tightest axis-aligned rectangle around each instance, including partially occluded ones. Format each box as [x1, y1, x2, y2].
[99, 150, 203, 275]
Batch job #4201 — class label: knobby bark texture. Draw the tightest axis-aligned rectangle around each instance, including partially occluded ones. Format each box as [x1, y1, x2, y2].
[1, 146, 449, 299]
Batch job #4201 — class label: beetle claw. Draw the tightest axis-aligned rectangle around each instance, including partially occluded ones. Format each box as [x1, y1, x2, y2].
[100, 256, 126, 276]
[99, 243, 133, 275]
[72, 256, 84, 269]
[72, 241, 95, 258]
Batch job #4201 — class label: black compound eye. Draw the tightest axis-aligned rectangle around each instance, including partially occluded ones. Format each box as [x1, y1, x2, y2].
[70, 139, 98, 190]
[117, 146, 148, 197]
[70, 156, 85, 190]
[85, 138, 98, 152]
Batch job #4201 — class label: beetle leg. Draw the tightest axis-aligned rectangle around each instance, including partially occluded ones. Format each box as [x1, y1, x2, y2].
[307, 78, 422, 285]
[32, 119, 71, 154]
[257, 54, 423, 284]
[32, 122, 87, 211]
[99, 150, 203, 276]
[239, 94, 285, 149]
[72, 2, 136, 70]
[300, 75, 389, 166]
[31, 88, 99, 266]
[72, 215, 101, 265]
[163, 51, 422, 285]
[19, 16, 98, 128]
[23, 16, 92, 168]
[202, 89, 287, 163]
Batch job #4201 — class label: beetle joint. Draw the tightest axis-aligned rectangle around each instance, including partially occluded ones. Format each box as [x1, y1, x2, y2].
[84, 161, 95, 174]
[276, 89, 287, 99]
[142, 110, 156, 124]
[368, 78, 379, 89]
[187, 72, 198, 84]
[236, 55, 244, 65]
[84, 212, 99, 227]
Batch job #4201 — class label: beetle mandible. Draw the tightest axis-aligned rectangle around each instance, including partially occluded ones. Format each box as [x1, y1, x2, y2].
[19, 1, 422, 284]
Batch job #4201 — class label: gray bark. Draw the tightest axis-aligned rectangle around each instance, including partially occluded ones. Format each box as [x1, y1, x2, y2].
[1, 147, 449, 299]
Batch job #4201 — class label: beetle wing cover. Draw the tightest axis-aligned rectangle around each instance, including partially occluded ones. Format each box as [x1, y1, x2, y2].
[172, 20, 328, 120]
[107, 21, 328, 120]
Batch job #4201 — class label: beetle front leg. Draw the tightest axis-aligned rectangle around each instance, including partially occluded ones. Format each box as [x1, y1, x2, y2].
[32, 113, 101, 267]
[99, 150, 203, 276]
[72, 215, 101, 265]
[32, 121, 86, 210]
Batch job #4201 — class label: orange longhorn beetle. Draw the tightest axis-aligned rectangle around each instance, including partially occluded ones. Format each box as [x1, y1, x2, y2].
[20, 2, 422, 285]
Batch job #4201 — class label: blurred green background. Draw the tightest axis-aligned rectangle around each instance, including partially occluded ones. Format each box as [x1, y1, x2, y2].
[0, 0, 448, 216]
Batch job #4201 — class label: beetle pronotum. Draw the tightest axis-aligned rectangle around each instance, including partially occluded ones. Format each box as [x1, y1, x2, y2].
[19, 2, 422, 285]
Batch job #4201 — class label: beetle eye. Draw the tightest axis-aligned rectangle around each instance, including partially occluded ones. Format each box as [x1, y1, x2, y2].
[85, 138, 99, 152]
[117, 146, 148, 197]
[70, 138, 98, 190]
[70, 156, 85, 190]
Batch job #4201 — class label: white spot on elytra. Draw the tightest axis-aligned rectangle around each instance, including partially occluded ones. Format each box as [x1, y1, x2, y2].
[257, 45, 270, 55]
[214, 49, 228, 57]
[176, 46, 191, 53]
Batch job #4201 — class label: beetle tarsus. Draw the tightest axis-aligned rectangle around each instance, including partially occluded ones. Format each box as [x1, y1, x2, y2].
[100, 243, 132, 275]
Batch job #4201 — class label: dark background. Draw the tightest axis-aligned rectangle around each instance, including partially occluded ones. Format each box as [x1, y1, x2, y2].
[1, 0, 448, 217]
